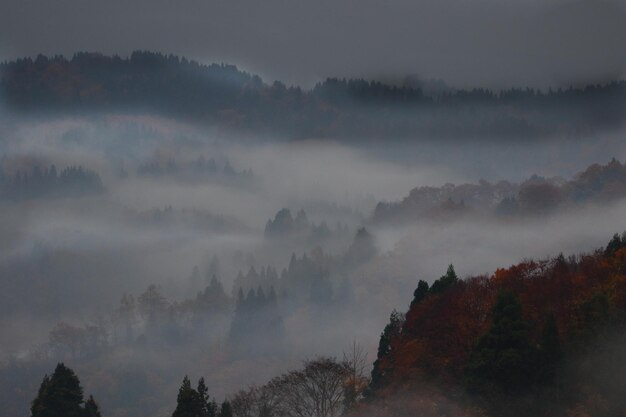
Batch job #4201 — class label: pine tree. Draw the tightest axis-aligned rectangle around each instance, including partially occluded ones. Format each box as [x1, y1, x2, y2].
[465, 292, 535, 393]
[369, 310, 404, 393]
[537, 313, 562, 384]
[197, 378, 209, 417]
[31, 363, 99, 417]
[83, 395, 102, 417]
[605, 233, 625, 255]
[172, 376, 203, 417]
[410, 280, 429, 308]
[197, 378, 217, 417]
[429, 264, 458, 294]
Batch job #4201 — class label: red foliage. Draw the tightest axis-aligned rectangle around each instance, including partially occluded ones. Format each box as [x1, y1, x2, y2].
[376, 243, 626, 396]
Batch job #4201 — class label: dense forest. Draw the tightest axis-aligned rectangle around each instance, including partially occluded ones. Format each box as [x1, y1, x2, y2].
[0, 164, 103, 201]
[2, 52, 625, 139]
[27, 232, 626, 417]
[373, 158, 626, 224]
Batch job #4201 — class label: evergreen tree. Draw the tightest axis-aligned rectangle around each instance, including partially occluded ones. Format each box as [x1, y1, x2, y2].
[429, 264, 458, 294]
[172, 376, 203, 417]
[465, 292, 535, 393]
[83, 396, 102, 417]
[369, 310, 404, 392]
[31, 363, 98, 417]
[196, 378, 217, 417]
[537, 313, 562, 384]
[197, 378, 209, 417]
[410, 280, 429, 308]
[605, 233, 625, 255]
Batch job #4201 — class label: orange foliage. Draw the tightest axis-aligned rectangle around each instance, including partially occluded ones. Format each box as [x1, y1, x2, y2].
[377, 243, 626, 398]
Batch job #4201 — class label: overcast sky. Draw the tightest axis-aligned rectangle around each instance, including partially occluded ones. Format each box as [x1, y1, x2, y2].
[1, 0, 625, 89]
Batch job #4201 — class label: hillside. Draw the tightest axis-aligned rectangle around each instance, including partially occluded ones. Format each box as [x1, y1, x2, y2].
[2, 52, 625, 139]
[372, 158, 626, 224]
[359, 233, 626, 417]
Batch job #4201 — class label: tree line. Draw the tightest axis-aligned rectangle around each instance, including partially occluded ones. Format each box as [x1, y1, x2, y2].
[0, 164, 103, 201]
[2, 52, 624, 139]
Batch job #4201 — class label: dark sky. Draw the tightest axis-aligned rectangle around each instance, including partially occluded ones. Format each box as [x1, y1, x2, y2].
[1, 0, 625, 89]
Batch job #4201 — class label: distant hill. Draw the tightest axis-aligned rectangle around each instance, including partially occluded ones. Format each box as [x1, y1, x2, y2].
[372, 158, 626, 224]
[1, 52, 625, 139]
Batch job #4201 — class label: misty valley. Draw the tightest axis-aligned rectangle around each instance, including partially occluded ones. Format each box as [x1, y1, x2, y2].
[0, 49, 625, 417]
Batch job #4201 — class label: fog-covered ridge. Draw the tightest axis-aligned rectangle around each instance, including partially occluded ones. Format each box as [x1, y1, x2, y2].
[2, 52, 625, 139]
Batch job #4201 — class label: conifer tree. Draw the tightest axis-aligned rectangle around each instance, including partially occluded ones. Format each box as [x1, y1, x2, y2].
[429, 264, 458, 294]
[465, 291, 535, 393]
[538, 313, 562, 384]
[83, 395, 102, 417]
[172, 376, 203, 417]
[410, 280, 429, 308]
[31, 363, 99, 417]
[369, 310, 404, 392]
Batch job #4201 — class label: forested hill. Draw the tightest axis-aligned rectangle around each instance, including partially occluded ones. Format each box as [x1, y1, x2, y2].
[372, 158, 626, 224]
[360, 233, 626, 417]
[2, 52, 625, 139]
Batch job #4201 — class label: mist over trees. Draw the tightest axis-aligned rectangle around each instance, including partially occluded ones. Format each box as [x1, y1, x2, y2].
[0, 164, 103, 201]
[2, 52, 625, 140]
[25, 233, 626, 417]
[0, 44, 625, 417]
[373, 158, 626, 225]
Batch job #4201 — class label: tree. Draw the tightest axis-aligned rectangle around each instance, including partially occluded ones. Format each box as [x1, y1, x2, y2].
[218, 401, 233, 417]
[264, 209, 294, 237]
[537, 313, 562, 385]
[345, 227, 377, 265]
[197, 378, 217, 417]
[410, 280, 429, 308]
[342, 341, 369, 410]
[270, 357, 350, 417]
[369, 310, 405, 392]
[172, 376, 203, 417]
[465, 291, 535, 394]
[31, 363, 99, 417]
[605, 232, 626, 255]
[429, 264, 458, 294]
[83, 396, 102, 417]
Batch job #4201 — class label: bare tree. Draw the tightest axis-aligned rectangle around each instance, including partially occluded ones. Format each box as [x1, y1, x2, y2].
[230, 385, 281, 417]
[231, 388, 255, 417]
[230, 357, 350, 417]
[271, 357, 350, 417]
[342, 340, 369, 410]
